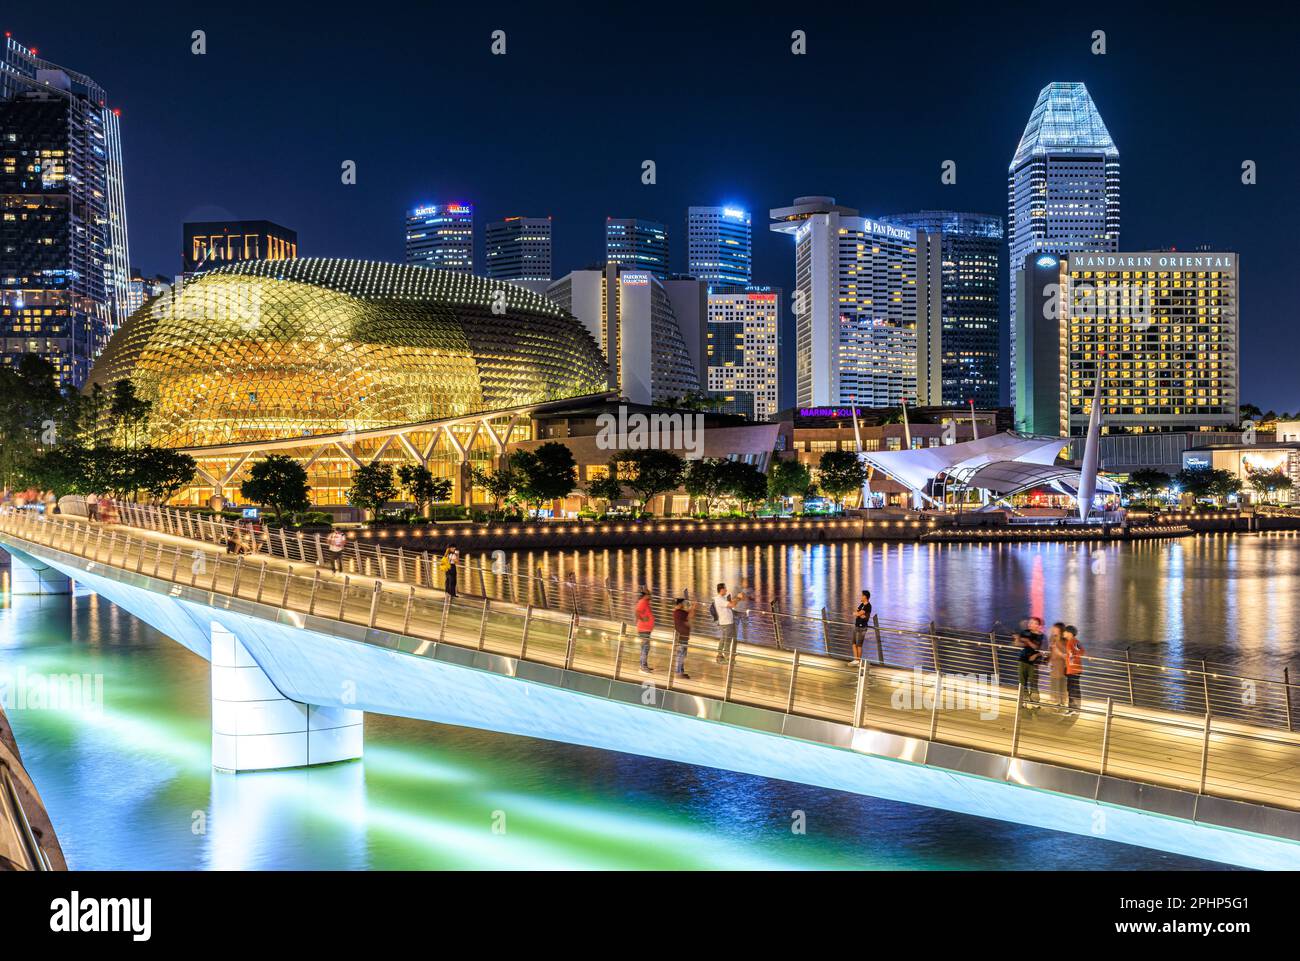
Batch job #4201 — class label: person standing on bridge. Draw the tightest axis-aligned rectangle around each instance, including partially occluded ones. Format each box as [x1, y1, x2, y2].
[636, 589, 655, 673]
[1047, 623, 1068, 709]
[672, 596, 693, 679]
[1016, 617, 1044, 711]
[443, 545, 460, 598]
[713, 583, 736, 664]
[1064, 625, 1086, 715]
[733, 580, 753, 641]
[327, 529, 347, 573]
[851, 590, 872, 666]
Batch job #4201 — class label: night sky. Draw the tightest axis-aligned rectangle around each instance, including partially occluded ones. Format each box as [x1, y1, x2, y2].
[8, 3, 1298, 409]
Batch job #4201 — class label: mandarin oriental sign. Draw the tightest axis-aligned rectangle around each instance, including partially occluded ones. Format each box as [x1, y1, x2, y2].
[1070, 253, 1235, 270]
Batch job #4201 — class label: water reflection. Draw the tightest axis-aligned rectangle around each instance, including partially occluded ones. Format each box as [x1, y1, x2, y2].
[505, 533, 1300, 678]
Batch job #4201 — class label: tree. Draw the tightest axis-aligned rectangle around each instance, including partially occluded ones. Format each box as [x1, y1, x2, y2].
[1240, 403, 1263, 422]
[618, 448, 685, 517]
[241, 454, 311, 525]
[396, 463, 452, 516]
[1123, 468, 1171, 503]
[348, 462, 398, 518]
[126, 446, 196, 502]
[510, 442, 577, 516]
[817, 450, 869, 511]
[719, 459, 768, 514]
[108, 379, 152, 448]
[1246, 466, 1293, 504]
[0, 355, 66, 490]
[767, 458, 812, 506]
[1174, 466, 1242, 506]
[682, 458, 726, 517]
[585, 459, 626, 517]
[470, 461, 519, 519]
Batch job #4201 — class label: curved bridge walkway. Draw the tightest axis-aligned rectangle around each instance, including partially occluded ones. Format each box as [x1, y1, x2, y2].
[3, 503, 1300, 868]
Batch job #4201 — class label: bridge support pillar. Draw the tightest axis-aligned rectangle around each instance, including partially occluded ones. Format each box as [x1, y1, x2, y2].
[3, 548, 72, 595]
[210, 622, 363, 772]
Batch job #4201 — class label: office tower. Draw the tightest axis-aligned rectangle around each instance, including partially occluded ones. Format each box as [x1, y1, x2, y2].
[405, 202, 474, 273]
[484, 216, 552, 282]
[706, 286, 780, 421]
[605, 218, 668, 280]
[882, 212, 1003, 409]
[769, 197, 942, 408]
[183, 220, 298, 276]
[1015, 251, 1239, 436]
[0, 36, 132, 386]
[1008, 82, 1120, 404]
[543, 264, 703, 405]
[688, 205, 751, 285]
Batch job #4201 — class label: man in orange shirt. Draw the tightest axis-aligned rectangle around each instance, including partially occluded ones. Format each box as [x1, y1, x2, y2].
[1063, 625, 1086, 715]
[635, 589, 655, 674]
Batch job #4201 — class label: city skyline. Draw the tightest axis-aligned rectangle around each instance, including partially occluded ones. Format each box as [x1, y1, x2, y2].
[1, 6, 1294, 411]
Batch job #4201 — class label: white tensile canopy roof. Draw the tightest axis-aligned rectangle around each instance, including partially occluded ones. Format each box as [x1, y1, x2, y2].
[860, 431, 1119, 498]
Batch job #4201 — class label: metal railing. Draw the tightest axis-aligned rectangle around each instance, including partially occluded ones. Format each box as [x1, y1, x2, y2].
[91, 499, 1300, 735]
[5, 506, 1300, 814]
[0, 760, 52, 871]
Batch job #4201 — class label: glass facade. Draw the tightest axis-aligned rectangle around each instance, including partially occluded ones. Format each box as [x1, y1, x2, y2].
[706, 287, 780, 420]
[605, 218, 668, 279]
[405, 203, 474, 273]
[883, 211, 1003, 408]
[88, 258, 610, 451]
[1008, 82, 1120, 403]
[687, 206, 751, 285]
[484, 216, 552, 281]
[0, 36, 132, 387]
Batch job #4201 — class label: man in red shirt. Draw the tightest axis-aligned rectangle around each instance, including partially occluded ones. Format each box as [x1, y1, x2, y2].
[635, 589, 655, 673]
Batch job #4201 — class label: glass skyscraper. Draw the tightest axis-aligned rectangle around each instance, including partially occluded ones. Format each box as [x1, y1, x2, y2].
[1008, 82, 1119, 415]
[882, 211, 1003, 408]
[604, 218, 668, 280]
[484, 216, 552, 282]
[687, 205, 751, 285]
[1, 36, 132, 387]
[405, 203, 474, 273]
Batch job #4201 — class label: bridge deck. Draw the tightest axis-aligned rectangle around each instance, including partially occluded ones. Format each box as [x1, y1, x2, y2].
[4, 509, 1300, 816]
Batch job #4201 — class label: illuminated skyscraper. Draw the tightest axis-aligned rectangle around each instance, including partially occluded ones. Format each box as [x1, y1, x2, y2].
[405, 202, 474, 273]
[688, 205, 751, 285]
[1017, 251, 1239, 437]
[706, 286, 780, 421]
[0, 36, 132, 386]
[1008, 82, 1120, 408]
[605, 218, 668, 280]
[770, 197, 941, 408]
[882, 211, 1003, 408]
[485, 216, 552, 282]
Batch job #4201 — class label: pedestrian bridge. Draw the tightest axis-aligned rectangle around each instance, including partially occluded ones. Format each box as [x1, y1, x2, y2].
[3, 505, 1300, 870]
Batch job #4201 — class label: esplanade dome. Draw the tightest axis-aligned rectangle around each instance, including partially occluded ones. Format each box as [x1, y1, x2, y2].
[87, 258, 610, 449]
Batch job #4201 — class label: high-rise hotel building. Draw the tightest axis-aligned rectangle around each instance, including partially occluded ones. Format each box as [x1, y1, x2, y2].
[540, 264, 705, 406]
[405, 202, 474, 273]
[1008, 82, 1120, 413]
[484, 216, 552, 282]
[882, 211, 1003, 408]
[605, 218, 669, 280]
[706, 286, 780, 421]
[687, 206, 751, 286]
[770, 197, 941, 409]
[1015, 251, 1239, 436]
[1, 36, 132, 386]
